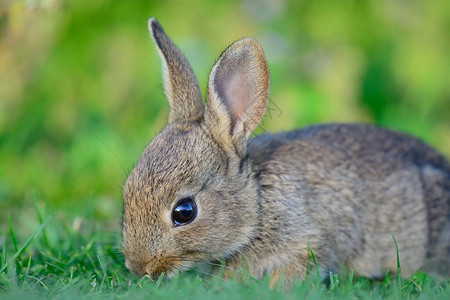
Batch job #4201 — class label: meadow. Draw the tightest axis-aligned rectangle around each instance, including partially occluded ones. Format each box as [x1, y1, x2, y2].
[1, 0, 450, 298]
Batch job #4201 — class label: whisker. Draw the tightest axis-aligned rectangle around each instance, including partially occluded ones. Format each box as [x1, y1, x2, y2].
[175, 257, 254, 278]
[178, 263, 223, 289]
[173, 256, 259, 282]
[94, 248, 123, 253]
[97, 249, 123, 253]
[96, 254, 125, 261]
[95, 251, 124, 255]
[191, 268, 229, 283]
[89, 130, 129, 178]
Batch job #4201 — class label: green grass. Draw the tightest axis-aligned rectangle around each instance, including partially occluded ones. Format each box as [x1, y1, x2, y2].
[1, 206, 449, 299]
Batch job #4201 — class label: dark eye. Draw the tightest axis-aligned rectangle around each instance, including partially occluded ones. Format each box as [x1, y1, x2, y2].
[172, 197, 197, 226]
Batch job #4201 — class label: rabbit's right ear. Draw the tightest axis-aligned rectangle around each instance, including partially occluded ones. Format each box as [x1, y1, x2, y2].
[148, 18, 203, 123]
[205, 38, 269, 156]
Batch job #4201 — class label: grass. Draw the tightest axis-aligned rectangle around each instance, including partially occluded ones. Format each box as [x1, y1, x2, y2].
[1, 205, 449, 299]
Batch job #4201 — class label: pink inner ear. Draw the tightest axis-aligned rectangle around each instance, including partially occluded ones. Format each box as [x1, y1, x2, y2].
[224, 70, 251, 122]
[215, 64, 252, 131]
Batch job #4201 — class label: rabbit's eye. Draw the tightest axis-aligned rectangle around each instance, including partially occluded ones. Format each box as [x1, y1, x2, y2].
[172, 197, 197, 226]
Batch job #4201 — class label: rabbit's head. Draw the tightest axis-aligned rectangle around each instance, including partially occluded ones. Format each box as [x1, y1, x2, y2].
[122, 18, 269, 279]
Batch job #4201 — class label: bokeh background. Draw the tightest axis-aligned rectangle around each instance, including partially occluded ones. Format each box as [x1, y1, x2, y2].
[1, 0, 450, 234]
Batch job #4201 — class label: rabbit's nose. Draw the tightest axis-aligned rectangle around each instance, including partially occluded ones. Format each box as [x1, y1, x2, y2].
[124, 259, 148, 277]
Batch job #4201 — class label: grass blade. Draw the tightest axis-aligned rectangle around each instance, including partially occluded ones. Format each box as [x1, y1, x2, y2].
[97, 253, 107, 286]
[0, 215, 53, 274]
[1, 236, 6, 270]
[308, 245, 320, 280]
[392, 235, 402, 298]
[155, 272, 165, 288]
[8, 214, 18, 253]
[124, 276, 146, 296]
[23, 254, 32, 283]
[12, 215, 53, 261]
[347, 269, 354, 291]
[33, 194, 50, 249]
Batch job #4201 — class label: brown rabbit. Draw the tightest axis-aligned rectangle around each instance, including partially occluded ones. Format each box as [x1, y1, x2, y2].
[121, 18, 450, 284]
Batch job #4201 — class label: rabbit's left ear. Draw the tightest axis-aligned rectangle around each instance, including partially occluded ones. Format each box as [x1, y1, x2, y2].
[148, 18, 204, 123]
[205, 38, 269, 155]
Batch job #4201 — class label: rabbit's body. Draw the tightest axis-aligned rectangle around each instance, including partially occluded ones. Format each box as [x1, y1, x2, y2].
[121, 18, 450, 284]
[234, 123, 450, 280]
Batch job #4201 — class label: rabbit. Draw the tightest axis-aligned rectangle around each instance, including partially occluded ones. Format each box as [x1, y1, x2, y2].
[121, 18, 450, 285]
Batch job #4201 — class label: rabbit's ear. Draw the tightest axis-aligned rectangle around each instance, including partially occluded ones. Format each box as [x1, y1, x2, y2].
[205, 38, 269, 155]
[148, 18, 203, 123]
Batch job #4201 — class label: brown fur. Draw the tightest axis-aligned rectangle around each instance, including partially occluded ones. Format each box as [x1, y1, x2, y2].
[122, 18, 450, 283]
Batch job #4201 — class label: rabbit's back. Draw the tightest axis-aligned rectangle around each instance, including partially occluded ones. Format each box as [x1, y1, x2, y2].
[248, 123, 450, 277]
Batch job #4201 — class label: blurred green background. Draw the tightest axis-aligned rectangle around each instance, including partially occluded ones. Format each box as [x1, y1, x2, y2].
[1, 0, 450, 233]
